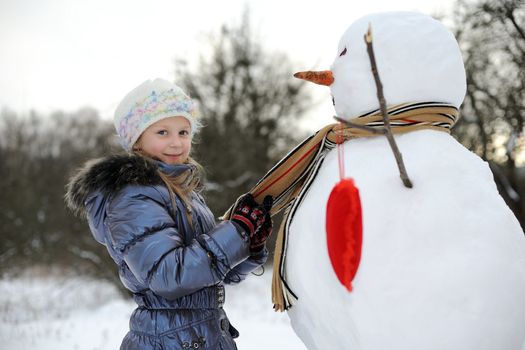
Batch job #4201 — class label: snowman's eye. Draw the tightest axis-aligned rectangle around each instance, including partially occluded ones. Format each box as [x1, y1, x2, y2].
[339, 47, 347, 56]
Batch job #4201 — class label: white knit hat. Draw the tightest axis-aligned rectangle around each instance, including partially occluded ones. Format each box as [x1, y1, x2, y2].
[113, 78, 201, 151]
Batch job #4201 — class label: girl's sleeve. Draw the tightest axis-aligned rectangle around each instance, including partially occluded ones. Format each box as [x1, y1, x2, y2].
[223, 248, 269, 284]
[105, 186, 251, 300]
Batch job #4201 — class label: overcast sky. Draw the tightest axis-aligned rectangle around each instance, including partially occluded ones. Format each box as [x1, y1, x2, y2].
[0, 0, 455, 131]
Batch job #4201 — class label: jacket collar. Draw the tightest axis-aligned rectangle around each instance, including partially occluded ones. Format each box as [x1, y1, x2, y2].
[156, 160, 195, 178]
[65, 153, 176, 217]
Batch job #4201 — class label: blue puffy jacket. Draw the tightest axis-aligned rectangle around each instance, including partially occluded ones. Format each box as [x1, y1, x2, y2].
[65, 154, 268, 349]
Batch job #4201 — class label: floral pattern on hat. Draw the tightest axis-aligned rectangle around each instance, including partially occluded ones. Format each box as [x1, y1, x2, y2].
[115, 83, 199, 151]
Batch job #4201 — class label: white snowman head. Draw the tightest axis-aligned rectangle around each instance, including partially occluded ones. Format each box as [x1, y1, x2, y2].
[296, 12, 466, 120]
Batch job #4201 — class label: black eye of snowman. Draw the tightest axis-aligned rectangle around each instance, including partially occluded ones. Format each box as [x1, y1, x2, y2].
[339, 47, 347, 56]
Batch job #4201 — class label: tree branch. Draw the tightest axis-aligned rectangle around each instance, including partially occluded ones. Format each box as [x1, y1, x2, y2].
[364, 24, 413, 188]
[505, 4, 525, 42]
[465, 81, 489, 159]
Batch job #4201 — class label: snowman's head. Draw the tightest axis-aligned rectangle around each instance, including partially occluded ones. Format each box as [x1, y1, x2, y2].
[296, 12, 466, 120]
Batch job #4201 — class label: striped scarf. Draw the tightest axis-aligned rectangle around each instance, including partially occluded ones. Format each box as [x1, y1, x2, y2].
[222, 102, 459, 311]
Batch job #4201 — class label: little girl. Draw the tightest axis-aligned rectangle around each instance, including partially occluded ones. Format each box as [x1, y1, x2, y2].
[65, 78, 273, 350]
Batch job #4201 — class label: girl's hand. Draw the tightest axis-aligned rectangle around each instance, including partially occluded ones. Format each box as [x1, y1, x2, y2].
[249, 210, 273, 252]
[231, 194, 273, 252]
[249, 195, 273, 253]
[231, 194, 266, 237]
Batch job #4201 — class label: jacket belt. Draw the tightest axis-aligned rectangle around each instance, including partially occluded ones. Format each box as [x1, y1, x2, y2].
[134, 285, 226, 310]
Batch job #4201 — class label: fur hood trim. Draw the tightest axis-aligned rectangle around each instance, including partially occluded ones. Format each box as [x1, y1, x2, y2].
[65, 154, 162, 217]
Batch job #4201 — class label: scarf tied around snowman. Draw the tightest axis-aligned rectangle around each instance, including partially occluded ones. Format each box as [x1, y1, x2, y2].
[222, 101, 459, 311]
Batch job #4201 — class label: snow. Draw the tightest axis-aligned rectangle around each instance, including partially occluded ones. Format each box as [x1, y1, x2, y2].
[0, 268, 306, 350]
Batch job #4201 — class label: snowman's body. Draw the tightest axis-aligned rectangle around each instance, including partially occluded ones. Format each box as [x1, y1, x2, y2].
[284, 11, 525, 349]
[285, 130, 525, 349]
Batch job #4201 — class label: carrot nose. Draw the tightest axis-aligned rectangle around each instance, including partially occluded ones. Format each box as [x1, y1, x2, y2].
[293, 70, 334, 86]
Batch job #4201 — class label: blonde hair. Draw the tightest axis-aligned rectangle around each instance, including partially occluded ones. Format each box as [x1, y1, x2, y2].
[132, 150, 204, 225]
[157, 156, 203, 207]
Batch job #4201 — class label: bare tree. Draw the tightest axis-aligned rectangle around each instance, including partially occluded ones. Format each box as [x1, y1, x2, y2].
[174, 9, 313, 215]
[0, 108, 125, 292]
[450, 0, 525, 230]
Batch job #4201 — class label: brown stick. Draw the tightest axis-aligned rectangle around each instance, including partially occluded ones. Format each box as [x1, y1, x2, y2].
[333, 116, 386, 135]
[364, 24, 413, 188]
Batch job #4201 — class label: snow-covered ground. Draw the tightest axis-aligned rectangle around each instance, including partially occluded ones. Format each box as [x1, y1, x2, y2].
[0, 267, 306, 350]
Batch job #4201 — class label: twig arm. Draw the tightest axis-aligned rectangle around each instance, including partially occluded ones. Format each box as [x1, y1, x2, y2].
[333, 116, 386, 135]
[365, 24, 413, 188]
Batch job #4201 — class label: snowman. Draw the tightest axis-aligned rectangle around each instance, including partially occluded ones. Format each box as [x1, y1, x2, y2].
[273, 11, 525, 350]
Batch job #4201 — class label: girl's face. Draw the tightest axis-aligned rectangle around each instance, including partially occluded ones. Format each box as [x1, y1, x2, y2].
[134, 116, 192, 164]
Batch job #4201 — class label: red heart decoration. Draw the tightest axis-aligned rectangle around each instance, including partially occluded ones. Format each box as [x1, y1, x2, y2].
[326, 178, 363, 292]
